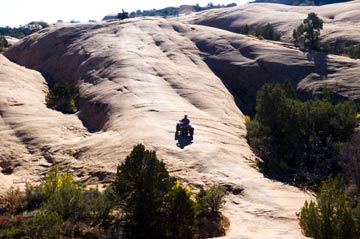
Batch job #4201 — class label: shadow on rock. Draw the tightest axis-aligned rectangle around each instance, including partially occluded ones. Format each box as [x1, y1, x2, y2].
[305, 50, 329, 80]
[175, 134, 193, 149]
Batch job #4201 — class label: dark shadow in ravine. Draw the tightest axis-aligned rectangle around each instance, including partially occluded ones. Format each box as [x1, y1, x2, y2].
[175, 134, 193, 149]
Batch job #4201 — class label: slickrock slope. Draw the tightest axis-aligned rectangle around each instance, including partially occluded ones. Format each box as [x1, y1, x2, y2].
[183, 0, 360, 44]
[3, 14, 359, 238]
[4, 36, 20, 46]
[0, 54, 94, 190]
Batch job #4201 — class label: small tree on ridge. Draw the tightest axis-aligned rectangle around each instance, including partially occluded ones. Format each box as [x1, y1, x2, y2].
[293, 12, 323, 51]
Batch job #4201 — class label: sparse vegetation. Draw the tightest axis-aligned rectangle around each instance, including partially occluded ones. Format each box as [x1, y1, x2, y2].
[0, 36, 8, 52]
[128, 3, 237, 18]
[0, 145, 228, 238]
[293, 13, 323, 51]
[323, 41, 360, 59]
[45, 81, 79, 114]
[112, 144, 228, 239]
[194, 185, 229, 239]
[347, 44, 360, 59]
[246, 82, 357, 186]
[112, 144, 176, 239]
[238, 23, 281, 41]
[0, 27, 26, 39]
[245, 83, 360, 238]
[300, 177, 358, 239]
[0, 22, 49, 39]
[255, 23, 281, 41]
[0, 167, 112, 238]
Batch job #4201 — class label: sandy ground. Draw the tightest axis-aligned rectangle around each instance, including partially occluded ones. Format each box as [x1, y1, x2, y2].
[2, 5, 358, 236]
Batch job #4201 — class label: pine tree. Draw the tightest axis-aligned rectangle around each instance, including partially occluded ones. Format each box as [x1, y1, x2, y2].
[300, 178, 357, 239]
[112, 144, 174, 239]
[293, 13, 323, 50]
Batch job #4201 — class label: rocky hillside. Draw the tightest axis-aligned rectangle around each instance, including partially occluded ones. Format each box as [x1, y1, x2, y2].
[1, 1, 360, 237]
[184, 0, 360, 44]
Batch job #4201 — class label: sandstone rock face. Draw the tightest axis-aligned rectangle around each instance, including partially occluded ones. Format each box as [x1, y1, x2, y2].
[0, 54, 93, 191]
[1, 18, 314, 238]
[4, 36, 19, 46]
[184, 0, 360, 44]
[2, 8, 358, 237]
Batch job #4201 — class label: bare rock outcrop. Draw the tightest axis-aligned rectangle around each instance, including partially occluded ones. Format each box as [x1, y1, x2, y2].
[2, 9, 360, 235]
[183, 0, 360, 44]
[6, 19, 360, 114]
[3, 2, 360, 236]
[0, 54, 95, 191]
[0, 17, 322, 237]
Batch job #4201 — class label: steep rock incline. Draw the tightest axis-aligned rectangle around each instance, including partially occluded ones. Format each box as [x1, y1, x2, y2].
[0, 54, 96, 191]
[182, 0, 360, 44]
[7, 19, 360, 115]
[2, 19, 324, 238]
[179, 23, 360, 111]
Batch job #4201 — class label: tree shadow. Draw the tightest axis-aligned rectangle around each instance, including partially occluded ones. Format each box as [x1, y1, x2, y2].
[175, 133, 193, 149]
[305, 50, 329, 80]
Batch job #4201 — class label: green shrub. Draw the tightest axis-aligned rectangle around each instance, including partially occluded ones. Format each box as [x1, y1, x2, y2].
[347, 44, 360, 59]
[323, 42, 360, 59]
[0, 187, 25, 216]
[0, 213, 27, 238]
[0, 167, 112, 238]
[46, 81, 79, 114]
[24, 184, 47, 211]
[112, 144, 228, 239]
[238, 24, 250, 35]
[0, 27, 26, 39]
[43, 182, 84, 222]
[300, 177, 357, 239]
[0, 36, 8, 52]
[246, 120, 271, 159]
[194, 185, 228, 239]
[112, 144, 175, 239]
[196, 185, 227, 215]
[24, 210, 62, 239]
[40, 168, 112, 234]
[0, 146, 228, 238]
[247, 82, 357, 183]
[238, 23, 281, 41]
[165, 181, 196, 239]
[254, 23, 281, 41]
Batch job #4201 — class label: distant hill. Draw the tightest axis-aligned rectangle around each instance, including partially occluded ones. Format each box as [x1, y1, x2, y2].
[102, 3, 238, 20]
[252, 0, 352, 6]
[128, 3, 238, 17]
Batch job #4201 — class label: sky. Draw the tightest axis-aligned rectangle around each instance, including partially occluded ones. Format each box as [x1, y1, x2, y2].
[0, 0, 250, 27]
